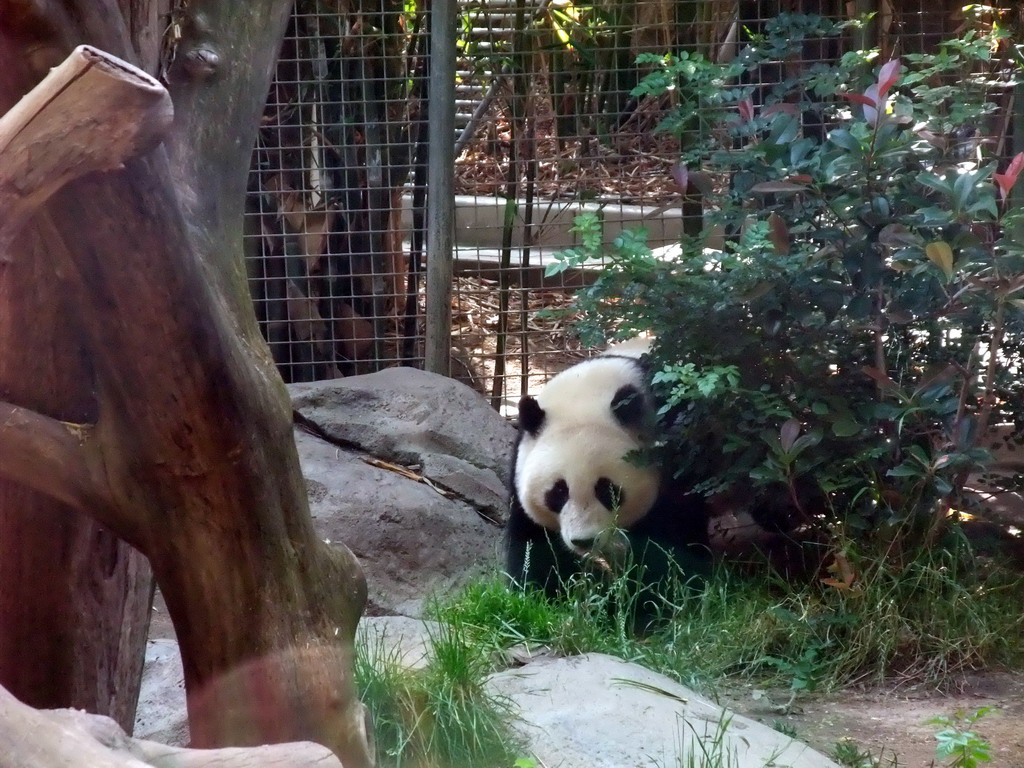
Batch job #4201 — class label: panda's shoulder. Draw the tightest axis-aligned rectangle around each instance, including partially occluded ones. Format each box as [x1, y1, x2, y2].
[601, 336, 653, 359]
[540, 354, 646, 401]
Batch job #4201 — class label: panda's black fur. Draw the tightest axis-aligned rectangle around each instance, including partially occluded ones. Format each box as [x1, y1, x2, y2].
[504, 345, 710, 597]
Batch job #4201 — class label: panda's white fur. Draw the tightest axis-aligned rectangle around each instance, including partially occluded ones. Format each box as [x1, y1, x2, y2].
[505, 337, 710, 594]
[513, 351, 658, 553]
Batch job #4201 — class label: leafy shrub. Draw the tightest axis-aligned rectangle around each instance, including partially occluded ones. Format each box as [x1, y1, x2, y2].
[929, 707, 996, 767]
[550, 14, 1024, 552]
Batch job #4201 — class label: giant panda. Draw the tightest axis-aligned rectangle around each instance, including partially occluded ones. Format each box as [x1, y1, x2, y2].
[504, 340, 711, 597]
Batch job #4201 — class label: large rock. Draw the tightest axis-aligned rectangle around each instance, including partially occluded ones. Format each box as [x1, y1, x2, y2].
[488, 652, 840, 768]
[291, 367, 515, 615]
[291, 367, 515, 487]
[356, 616, 438, 671]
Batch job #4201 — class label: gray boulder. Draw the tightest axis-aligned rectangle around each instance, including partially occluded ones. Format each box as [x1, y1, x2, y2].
[356, 615, 439, 671]
[291, 366, 515, 479]
[488, 652, 841, 768]
[292, 367, 515, 615]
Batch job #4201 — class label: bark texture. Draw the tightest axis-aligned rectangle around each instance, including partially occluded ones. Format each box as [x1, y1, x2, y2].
[0, 14, 162, 733]
[0, 5, 373, 766]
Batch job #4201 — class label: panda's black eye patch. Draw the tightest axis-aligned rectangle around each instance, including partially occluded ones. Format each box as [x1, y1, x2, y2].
[610, 384, 647, 428]
[545, 479, 569, 514]
[595, 478, 624, 510]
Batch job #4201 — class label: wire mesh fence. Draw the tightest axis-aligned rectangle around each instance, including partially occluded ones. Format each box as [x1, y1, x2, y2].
[246, 1, 426, 384]
[244, 0, 1021, 409]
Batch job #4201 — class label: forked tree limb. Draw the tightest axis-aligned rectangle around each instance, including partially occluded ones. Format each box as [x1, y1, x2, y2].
[0, 401, 110, 516]
[0, 44, 172, 251]
[0, 43, 170, 531]
[0, 24, 374, 765]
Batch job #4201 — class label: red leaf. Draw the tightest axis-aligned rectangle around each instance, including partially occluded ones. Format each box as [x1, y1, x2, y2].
[877, 58, 901, 99]
[862, 83, 881, 126]
[994, 152, 1024, 199]
[862, 365, 898, 392]
[767, 212, 790, 254]
[780, 418, 801, 453]
[994, 172, 1012, 199]
[738, 99, 754, 123]
[1009, 152, 1024, 178]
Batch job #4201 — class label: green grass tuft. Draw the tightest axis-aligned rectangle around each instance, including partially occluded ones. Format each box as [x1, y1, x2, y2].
[430, 543, 1024, 695]
[355, 617, 520, 768]
[358, 539, 1024, 766]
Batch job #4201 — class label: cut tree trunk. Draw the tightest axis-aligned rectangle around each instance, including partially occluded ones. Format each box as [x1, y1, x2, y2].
[0, 5, 373, 766]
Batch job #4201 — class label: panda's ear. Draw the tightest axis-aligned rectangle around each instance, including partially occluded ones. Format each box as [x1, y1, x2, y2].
[518, 395, 546, 435]
[610, 384, 648, 428]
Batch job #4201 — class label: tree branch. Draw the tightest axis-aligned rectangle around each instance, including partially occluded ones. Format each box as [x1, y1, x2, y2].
[0, 400, 111, 516]
[0, 44, 172, 251]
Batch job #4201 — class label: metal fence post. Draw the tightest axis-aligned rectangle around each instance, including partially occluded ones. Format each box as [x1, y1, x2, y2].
[424, 0, 457, 376]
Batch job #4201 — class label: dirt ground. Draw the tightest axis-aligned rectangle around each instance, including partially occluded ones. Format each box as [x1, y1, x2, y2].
[719, 672, 1024, 767]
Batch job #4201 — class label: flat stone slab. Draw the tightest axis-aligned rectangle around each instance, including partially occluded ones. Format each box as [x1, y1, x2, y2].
[356, 616, 437, 671]
[487, 652, 840, 768]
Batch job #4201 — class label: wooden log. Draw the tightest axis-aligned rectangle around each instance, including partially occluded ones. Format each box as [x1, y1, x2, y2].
[0, 682, 343, 768]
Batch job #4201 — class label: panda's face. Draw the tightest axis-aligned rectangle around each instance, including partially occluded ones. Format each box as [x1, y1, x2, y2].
[513, 354, 659, 556]
[515, 422, 660, 556]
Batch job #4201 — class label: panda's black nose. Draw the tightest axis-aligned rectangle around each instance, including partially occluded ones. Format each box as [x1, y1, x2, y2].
[570, 537, 596, 551]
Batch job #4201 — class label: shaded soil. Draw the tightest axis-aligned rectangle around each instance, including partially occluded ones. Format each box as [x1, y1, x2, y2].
[720, 673, 1024, 767]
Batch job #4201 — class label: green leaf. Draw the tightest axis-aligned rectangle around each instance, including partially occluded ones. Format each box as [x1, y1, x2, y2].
[828, 128, 861, 152]
[791, 431, 823, 454]
[888, 463, 923, 478]
[952, 168, 979, 211]
[967, 195, 999, 219]
[917, 172, 953, 197]
[925, 241, 954, 280]
[907, 444, 931, 465]
[832, 418, 861, 437]
[612, 228, 651, 258]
